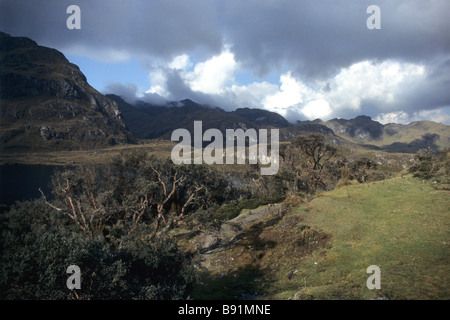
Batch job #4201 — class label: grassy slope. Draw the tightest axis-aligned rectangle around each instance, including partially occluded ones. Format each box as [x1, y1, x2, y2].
[269, 175, 449, 300]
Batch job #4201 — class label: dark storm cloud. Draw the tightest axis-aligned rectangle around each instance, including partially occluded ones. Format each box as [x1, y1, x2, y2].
[1, 0, 449, 123]
[0, 0, 223, 60]
[218, 0, 450, 80]
[2, 0, 449, 77]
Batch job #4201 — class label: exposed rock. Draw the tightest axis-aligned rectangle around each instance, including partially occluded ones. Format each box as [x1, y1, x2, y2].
[0, 31, 134, 152]
[182, 202, 289, 271]
[325, 115, 383, 141]
[39, 125, 53, 140]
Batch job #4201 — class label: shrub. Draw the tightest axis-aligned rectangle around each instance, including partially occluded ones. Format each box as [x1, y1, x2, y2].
[213, 204, 241, 222]
[0, 185, 196, 300]
[409, 148, 435, 179]
[187, 205, 222, 231]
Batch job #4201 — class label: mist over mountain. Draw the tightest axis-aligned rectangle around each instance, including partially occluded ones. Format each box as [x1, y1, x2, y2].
[107, 92, 449, 153]
[106, 94, 290, 141]
[0, 31, 448, 155]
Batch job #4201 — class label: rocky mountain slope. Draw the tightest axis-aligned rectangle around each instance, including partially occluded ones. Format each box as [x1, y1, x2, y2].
[112, 93, 449, 152]
[1, 31, 448, 154]
[0, 32, 134, 152]
[107, 94, 289, 141]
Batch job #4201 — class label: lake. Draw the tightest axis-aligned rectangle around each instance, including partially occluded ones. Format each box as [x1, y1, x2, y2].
[0, 164, 64, 207]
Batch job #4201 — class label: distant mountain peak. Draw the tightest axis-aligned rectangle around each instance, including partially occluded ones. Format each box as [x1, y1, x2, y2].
[325, 115, 383, 140]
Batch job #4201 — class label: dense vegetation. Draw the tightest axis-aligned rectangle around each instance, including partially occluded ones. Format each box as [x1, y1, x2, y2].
[1, 134, 448, 299]
[0, 152, 238, 299]
[408, 147, 449, 187]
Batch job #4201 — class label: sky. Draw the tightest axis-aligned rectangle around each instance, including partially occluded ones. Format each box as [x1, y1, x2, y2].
[1, 0, 450, 124]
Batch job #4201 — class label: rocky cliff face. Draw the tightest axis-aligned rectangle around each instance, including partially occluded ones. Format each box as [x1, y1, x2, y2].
[0, 31, 133, 152]
[324, 115, 384, 141]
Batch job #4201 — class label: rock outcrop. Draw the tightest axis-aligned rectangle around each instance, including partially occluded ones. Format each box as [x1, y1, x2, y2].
[0, 31, 134, 152]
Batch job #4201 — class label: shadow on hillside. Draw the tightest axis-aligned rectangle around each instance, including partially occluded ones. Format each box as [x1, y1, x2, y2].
[382, 133, 440, 153]
[191, 264, 272, 300]
[225, 216, 281, 251]
[190, 216, 282, 300]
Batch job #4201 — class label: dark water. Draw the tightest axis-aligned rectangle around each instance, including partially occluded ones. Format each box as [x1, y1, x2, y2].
[0, 164, 61, 207]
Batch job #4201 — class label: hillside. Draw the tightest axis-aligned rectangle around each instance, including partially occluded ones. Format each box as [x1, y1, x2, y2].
[178, 175, 450, 300]
[0, 32, 134, 152]
[111, 92, 449, 153]
[0, 31, 448, 157]
[380, 121, 450, 152]
[321, 117, 450, 152]
[107, 94, 289, 141]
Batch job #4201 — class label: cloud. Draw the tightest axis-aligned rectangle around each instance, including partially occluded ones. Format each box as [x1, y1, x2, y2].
[301, 100, 333, 120]
[104, 82, 139, 101]
[185, 49, 237, 95]
[2, 0, 449, 78]
[141, 53, 446, 123]
[1, 0, 449, 123]
[227, 82, 279, 109]
[374, 111, 411, 124]
[168, 54, 192, 71]
[325, 60, 426, 112]
[147, 49, 236, 97]
[376, 108, 450, 125]
[64, 45, 131, 63]
[262, 72, 311, 114]
[412, 108, 450, 124]
[104, 82, 167, 105]
[147, 69, 170, 97]
[217, 0, 450, 79]
[252, 60, 429, 122]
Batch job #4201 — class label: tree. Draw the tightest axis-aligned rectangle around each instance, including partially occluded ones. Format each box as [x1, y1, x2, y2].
[42, 151, 235, 246]
[291, 133, 338, 190]
[350, 157, 377, 183]
[1, 150, 240, 299]
[1, 149, 226, 299]
[0, 200, 196, 299]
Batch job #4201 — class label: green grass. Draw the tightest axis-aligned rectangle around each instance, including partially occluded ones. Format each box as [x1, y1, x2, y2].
[270, 175, 449, 299]
[186, 174, 449, 300]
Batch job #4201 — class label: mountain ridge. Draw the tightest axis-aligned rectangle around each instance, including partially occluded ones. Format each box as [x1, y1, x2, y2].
[0, 31, 134, 152]
[0, 31, 448, 155]
[109, 93, 450, 152]
[106, 94, 290, 141]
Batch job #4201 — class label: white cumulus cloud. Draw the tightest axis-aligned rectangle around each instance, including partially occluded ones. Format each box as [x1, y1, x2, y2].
[323, 60, 426, 115]
[185, 50, 237, 95]
[262, 72, 313, 116]
[143, 48, 447, 124]
[301, 99, 333, 120]
[376, 108, 450, 125]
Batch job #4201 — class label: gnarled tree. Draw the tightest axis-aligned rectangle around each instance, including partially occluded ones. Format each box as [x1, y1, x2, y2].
[42, 151, 235, 247]
[280, 133, 338, 191]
